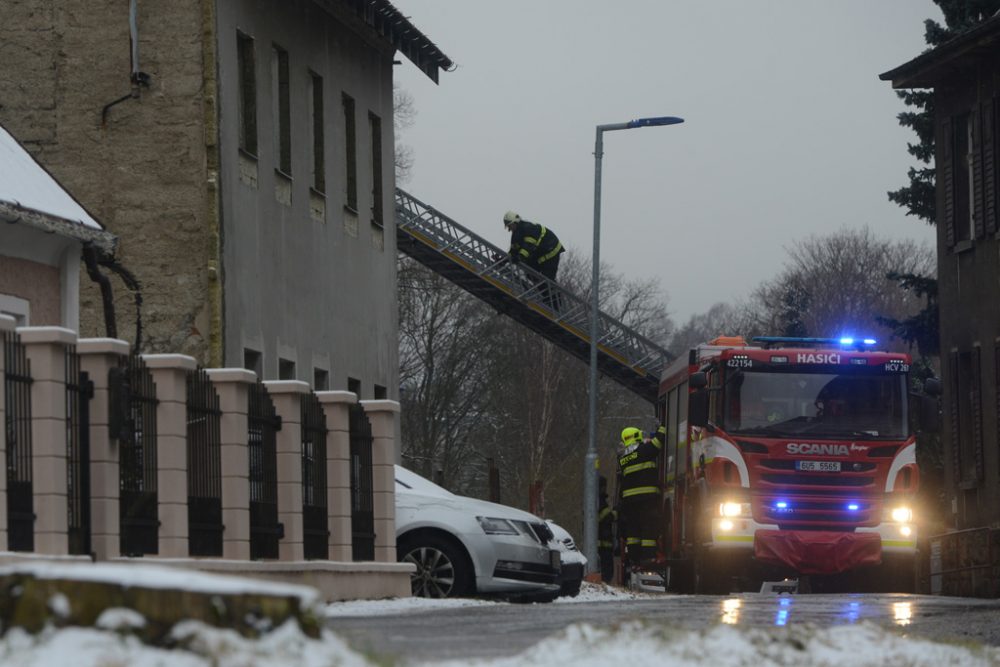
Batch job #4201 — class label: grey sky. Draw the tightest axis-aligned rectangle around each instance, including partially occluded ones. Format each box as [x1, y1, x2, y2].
[392, 1, 940, 324]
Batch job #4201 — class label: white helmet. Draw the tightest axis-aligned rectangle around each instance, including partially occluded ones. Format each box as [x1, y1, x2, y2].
[503, 211, 521, 226]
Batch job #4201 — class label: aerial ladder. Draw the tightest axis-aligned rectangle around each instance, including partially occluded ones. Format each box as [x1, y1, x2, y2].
[395, 188, 672, 403]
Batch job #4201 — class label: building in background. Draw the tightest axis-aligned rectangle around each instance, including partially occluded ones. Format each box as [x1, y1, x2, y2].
[882, 13, 1000, 596]
[0, 122, 116, 329]
[0, 0, 450, 400]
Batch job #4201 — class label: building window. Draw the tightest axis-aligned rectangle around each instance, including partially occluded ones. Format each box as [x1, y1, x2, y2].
[272, 44, 291, 175]
[374, 384, 387, 400]
[953, 112, 973, 243]
[279, 358, 296, 380]
[347, 376, 361, 397]
[314, 368, 329, 391]
[310, 72, 325, 194]
[243, 348, 262, 377]
[237, 31, 258, 156]
[343, 93, 357, 211]
[369, 111, 383, 227]
[0, 294, 30, 326]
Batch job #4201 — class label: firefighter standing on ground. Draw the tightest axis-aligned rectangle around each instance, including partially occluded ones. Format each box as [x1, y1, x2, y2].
[616, 425, 663, 568]
[502, 211, 565, 308]
[597, 475, 617, 583]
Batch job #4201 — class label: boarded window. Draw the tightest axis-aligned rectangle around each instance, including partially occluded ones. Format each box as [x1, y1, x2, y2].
[311, 72, 325, 193]
[343, 93, 357, 211]
[237, 32, 258, 156]
[272, 44, 291, 175]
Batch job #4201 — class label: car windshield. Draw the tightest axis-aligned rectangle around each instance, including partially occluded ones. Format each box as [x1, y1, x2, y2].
[722, 367, 908, 439]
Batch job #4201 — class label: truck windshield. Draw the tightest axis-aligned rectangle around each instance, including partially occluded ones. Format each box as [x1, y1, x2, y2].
[722, 367, 908, 440]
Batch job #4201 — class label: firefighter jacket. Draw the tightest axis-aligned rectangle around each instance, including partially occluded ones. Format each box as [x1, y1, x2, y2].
[598, 499, 617, 548]
[507, 219, 564, 269]
[617, 429, 663, 499]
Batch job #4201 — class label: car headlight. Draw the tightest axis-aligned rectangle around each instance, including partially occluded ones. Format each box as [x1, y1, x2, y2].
[719, 502, 750, 518]
[889, 506, 913, 523]
[477, 516, 520, 535]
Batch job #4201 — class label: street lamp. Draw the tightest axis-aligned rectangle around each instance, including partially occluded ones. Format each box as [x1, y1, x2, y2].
[582, 116, 684, 573]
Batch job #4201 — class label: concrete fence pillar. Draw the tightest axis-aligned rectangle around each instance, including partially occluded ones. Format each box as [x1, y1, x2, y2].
[360, 400, 400, 563]
[206, 368, 257, 560]
[19, 327, 78, 555]
[77, 337, 131, 560]
[316, 391, 356, 561]
[264, 380, 311, 561]
[142, 354, 198, 558]
[0, 315, 17, 551]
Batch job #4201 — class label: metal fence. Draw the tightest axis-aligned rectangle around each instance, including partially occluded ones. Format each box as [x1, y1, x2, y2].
[349, 403, 375, 561]
[248, 380, 282, 559]
[115, 354, 159, 556]
[65, 346, 93, 556]
[3, 330, 33, 552]
[301, 393, 328, 560]
[186, 368, 223, 557]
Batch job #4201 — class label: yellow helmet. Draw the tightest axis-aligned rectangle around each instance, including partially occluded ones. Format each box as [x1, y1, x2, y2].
[620, 427, 643, 446]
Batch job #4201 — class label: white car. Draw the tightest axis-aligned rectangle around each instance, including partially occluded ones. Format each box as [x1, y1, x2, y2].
[547, 520, 587, 597]
[395, 465, 562, 600]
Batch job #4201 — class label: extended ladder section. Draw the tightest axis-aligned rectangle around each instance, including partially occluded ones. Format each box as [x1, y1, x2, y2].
[395, 188, 672, 403]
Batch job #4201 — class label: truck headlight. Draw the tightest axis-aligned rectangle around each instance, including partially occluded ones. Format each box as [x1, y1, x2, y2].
[719, 502, 750, 517]
[477, 516, 520, 535]
[890, 507, 913, 523]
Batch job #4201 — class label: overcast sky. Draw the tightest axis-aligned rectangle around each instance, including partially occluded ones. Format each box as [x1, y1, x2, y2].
[391, 1, 941, 324]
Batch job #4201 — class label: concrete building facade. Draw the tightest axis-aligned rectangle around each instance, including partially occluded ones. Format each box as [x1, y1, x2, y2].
[0, 0, 450, 400]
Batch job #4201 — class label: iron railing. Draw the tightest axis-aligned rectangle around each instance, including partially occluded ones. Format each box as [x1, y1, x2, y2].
[248, 381, 282, 559]
[3, 330, 33, 552]
[65, 346, 93, 556]
[301, 393, 328, 559]
[115, 354, 159, 556]
[186, 368, 223, 556]
[349, 403, 375, 561]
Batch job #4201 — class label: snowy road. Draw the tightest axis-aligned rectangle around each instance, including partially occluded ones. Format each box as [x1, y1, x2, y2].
[326, 586, 1000, 664]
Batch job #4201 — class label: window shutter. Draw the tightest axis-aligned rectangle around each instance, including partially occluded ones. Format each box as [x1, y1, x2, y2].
[972, 105, 986, 239]
[972, 346, 984, 482]
[942, 117, 955, 248]
[949, 350, 961, 482]
[986, 98, 998, 236]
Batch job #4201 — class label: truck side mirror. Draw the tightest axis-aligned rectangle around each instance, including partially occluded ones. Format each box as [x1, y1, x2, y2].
[923, 377, 941, 396]
[919, 394, 940, 433]
[689, 372, 707, 390]
[689, 390, 709, 427]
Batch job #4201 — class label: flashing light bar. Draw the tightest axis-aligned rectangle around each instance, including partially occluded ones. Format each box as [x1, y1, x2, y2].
[752, 336, 878, 349]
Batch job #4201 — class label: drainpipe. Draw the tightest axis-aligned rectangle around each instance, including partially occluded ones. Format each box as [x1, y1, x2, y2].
[82, 244, 117, 338]
[100, 0, 151, 126]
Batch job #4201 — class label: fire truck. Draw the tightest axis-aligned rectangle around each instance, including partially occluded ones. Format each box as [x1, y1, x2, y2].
[654, 335, 939, 594]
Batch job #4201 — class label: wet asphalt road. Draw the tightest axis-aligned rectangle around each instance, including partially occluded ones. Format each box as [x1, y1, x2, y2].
[327, 593, 1000, 664]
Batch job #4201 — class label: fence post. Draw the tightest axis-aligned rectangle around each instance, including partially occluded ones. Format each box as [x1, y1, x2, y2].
[206, 368, 256, 560]
[19, 327, 78, 555]
[0, 315, 15, 551]
[142, 354, 198, 558]
[316, 391, 356, 561]
[264, 380, 311, 561]
[77, 337, 130, 560]
[360, 399, 400, 563]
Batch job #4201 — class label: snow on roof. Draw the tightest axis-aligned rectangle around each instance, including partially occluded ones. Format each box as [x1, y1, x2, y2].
[0, 122, 102, 230]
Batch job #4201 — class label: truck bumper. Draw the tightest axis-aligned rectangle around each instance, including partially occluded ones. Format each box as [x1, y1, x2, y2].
[753, 529, 882, 575]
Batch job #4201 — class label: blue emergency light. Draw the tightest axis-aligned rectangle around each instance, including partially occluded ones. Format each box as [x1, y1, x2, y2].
[753, 336, 877, 350]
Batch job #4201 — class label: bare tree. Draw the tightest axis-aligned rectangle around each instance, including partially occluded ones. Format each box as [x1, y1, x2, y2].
[394, 84, 416, 184]
[750, 227, 935, 345]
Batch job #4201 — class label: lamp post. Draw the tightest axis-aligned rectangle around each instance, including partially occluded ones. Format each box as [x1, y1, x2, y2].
[583, 116, 684, 573]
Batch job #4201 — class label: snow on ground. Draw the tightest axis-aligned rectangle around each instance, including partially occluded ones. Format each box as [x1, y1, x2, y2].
[3, 583, 999, 666]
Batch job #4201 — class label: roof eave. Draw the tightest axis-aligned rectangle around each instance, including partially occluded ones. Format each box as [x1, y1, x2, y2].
[880, 15, 1000, 89]
[0, 200, 118, 255]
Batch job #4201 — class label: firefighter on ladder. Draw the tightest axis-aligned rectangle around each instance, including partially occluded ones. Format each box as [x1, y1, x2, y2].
[616, 425, 664, 572]
[502, 211, 564, 310]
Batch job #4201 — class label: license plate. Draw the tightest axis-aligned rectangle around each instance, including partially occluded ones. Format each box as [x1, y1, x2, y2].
[796, 460, 841, 472]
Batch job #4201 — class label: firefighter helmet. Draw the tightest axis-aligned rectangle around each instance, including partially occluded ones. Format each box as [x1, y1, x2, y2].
[503, 211, 521, 227]
[620, 426, 643, 446]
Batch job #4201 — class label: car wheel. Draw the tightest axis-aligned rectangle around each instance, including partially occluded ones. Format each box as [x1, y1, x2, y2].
[399, 535, 474, 598]
[560, 579, 582, 597]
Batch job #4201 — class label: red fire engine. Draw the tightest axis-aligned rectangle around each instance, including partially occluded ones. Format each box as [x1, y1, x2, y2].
[654, 335, 938, 593]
